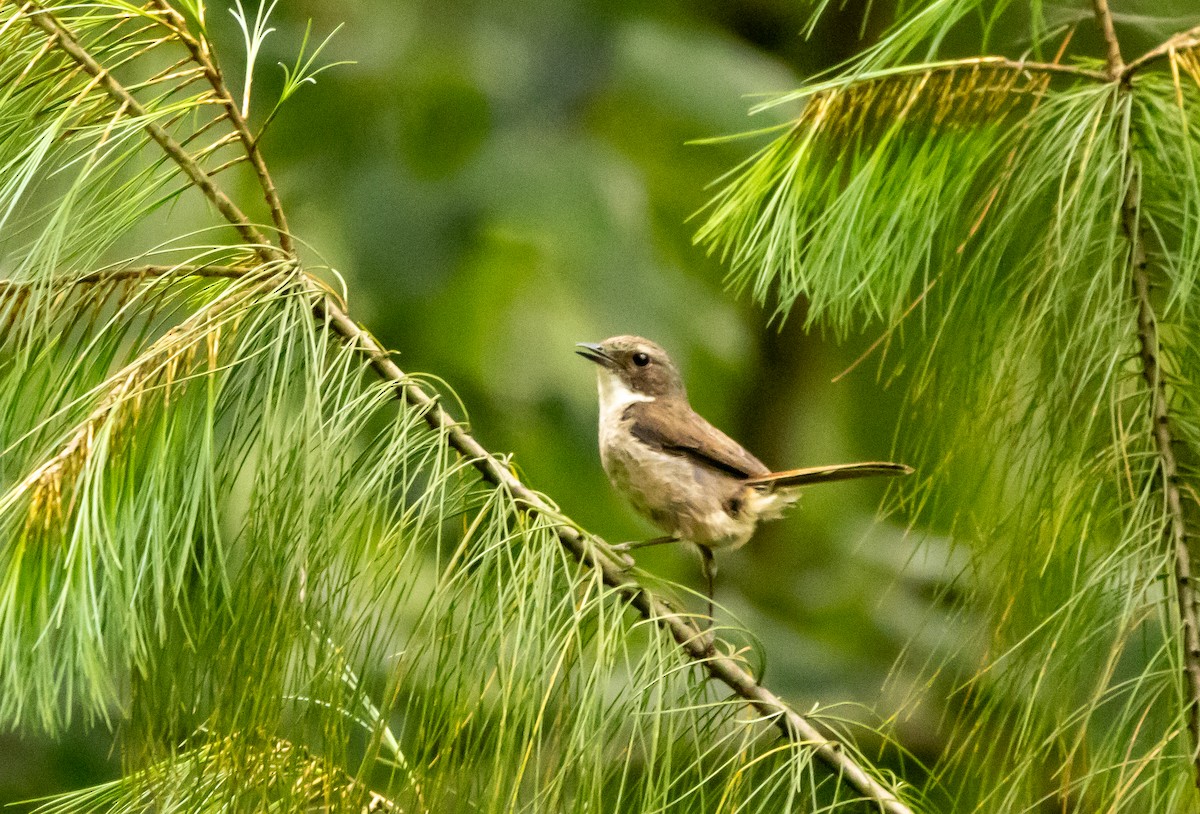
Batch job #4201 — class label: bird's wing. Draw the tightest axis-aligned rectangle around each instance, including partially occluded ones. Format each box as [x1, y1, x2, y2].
[624, 400, 770, 479]
[745, 462, 913, 488]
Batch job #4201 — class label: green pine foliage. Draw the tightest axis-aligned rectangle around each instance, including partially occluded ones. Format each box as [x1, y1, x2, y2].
[16, 1, 1200, 811]
[0, 3, 917, 813]
[699, 2, 1200, 811]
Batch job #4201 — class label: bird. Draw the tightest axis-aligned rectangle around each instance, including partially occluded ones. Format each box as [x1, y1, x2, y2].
[576, 334, 912, 625]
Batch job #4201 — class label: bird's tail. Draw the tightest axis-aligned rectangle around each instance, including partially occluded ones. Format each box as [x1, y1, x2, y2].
[745, 461, 913, 489]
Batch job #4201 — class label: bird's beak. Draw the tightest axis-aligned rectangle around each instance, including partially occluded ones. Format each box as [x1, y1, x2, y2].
[575, 342, 615, 368]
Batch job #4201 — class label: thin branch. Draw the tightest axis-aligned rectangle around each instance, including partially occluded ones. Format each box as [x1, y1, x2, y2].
[145, 0, 294, 255]
[1123, 25, 1200, 79]
[0, 264, 250, 295]
[839, 55, 1109, 88]
[1125, 165, 1200, 786]
[20, 4, 917, 809]
[203, 151, 248, 177]
[316, 299, 916, 814]
[763, 55, 1106, 112]
[932, 55, 1106, 82]
[953, 55, 1106, 82]
[1090, 0, 1124, 80]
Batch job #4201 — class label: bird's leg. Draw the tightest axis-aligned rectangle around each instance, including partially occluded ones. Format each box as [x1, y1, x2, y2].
[698, 545, 717, 654]
[699, 545, 716, 625]
[608, 535, 679, 570]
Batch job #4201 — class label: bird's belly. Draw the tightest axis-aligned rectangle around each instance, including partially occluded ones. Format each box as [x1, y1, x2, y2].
[600, 434, 757, 550]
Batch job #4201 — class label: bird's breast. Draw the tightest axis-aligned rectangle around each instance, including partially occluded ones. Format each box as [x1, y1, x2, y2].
[599, 420, 761, 550]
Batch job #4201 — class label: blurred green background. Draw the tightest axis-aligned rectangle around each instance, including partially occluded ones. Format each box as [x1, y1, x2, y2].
[27, 0, 1200, 801]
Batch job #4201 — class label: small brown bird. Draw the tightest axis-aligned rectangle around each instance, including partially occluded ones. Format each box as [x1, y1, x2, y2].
[576, 335, 911, 622]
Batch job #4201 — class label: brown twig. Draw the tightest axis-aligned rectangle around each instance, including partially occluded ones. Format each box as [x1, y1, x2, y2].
[945, 55, 1105, 82]
[17, 4, 916, 810]
[815, 54, 1108, 85]
[1090, 0, 1124, 79]
[1123, 26, 1200, 80]
[0, 264, 249, 295]
[963, 56, 1106, 82]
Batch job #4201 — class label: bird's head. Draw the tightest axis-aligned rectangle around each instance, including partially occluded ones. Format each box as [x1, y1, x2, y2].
[575, 335, 686, 401]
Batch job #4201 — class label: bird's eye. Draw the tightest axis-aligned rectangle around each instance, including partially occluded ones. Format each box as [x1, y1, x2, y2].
[632, 352, 650, 367]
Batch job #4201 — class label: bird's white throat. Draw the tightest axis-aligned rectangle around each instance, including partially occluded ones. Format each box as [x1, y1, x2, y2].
[596, 369, 654, 426]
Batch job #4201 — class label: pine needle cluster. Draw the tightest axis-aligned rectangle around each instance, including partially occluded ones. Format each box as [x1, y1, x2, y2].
[699, 1, 1200, 810]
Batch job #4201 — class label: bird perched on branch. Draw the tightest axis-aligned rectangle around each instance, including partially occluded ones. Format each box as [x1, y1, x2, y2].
[576, 335, 911, 625]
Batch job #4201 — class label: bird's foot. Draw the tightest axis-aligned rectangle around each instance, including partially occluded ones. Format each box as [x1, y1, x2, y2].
[608, 547, 636, 569]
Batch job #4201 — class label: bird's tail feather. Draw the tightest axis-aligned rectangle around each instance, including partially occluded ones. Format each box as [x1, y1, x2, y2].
[745, 461, 913, 489]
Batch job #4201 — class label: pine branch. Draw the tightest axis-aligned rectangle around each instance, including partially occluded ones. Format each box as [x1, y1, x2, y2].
[978, 57, 1106, 82]
[762, 57, 1108, 105]
[1127, 169, 1200, 786]
[13, 3, 916, 810]
[844, 55, 1108, 85]
[1091, 0, 1200, 790]
[757, 60, 1056, 136]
